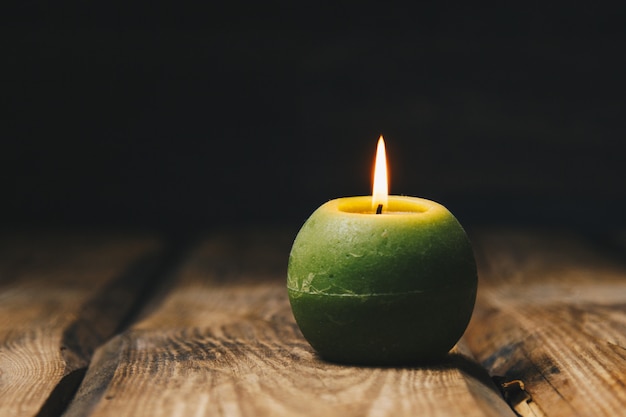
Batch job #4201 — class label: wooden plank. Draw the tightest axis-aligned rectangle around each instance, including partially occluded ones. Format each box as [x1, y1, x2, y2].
[464, 229, 626, 417]
[64, 231, 515, 417]
[0, 233, 163, 417]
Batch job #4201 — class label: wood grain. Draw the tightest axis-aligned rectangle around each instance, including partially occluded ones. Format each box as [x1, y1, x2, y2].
[64, 232, 514, 417]
[465, 229, 626, 417]
[0, 233, 162, 417]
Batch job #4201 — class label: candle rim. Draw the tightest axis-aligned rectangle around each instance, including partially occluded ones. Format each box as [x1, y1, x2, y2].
[332, 195, 441, 216]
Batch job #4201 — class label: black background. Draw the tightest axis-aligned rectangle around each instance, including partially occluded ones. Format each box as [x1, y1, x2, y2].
[3, 3, 625, 235]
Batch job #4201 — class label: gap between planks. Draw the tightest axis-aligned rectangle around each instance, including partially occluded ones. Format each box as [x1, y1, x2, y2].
[0, 233, 184, 417]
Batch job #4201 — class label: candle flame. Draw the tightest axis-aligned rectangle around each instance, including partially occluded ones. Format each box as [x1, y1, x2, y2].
[372, 135, 388, 212]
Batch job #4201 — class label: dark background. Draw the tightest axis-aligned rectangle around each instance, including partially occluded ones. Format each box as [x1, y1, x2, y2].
[3, 3, 625, 235]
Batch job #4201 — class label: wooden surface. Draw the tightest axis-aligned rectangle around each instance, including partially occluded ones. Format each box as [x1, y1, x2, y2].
[1, 229, 625, 417]
[465, 230, 626, 417]
[0, 234, 162, 417]
[63, 233, 512, 417]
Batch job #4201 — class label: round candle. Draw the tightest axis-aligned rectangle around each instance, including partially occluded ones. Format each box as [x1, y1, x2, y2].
[287, 138, 477, 365]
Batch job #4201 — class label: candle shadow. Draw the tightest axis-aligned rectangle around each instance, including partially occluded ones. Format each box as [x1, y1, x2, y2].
[315, 350, 502, 397]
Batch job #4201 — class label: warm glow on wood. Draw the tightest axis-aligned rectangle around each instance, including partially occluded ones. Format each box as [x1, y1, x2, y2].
[372, 135, 388, 212]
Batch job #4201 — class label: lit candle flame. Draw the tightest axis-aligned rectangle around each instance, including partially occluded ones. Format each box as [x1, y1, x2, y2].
[372, 135, 388, 212]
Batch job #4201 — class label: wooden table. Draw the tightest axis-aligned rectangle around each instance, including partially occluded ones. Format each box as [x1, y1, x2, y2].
[1, 228, 625, 417]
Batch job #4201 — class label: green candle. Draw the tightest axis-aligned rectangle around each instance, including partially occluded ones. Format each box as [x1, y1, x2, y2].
[287, 137, 477, 365]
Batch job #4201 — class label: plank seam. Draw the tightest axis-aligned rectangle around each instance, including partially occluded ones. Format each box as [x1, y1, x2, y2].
[37, 237, 192, 417]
